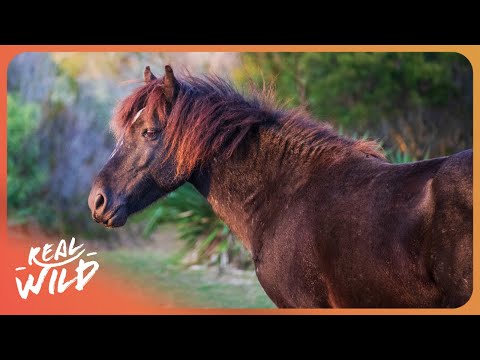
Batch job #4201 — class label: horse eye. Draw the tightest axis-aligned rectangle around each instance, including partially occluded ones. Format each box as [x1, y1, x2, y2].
[142, 129, 159, 140]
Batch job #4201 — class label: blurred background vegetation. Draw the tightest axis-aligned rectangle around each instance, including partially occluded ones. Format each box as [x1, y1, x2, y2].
[7, 52, 472, 307]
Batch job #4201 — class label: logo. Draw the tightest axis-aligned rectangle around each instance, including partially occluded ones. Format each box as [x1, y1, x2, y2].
[15, 237, 100, 300]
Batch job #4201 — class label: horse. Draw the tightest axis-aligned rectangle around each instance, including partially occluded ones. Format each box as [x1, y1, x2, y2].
[88, 65, 472, 308]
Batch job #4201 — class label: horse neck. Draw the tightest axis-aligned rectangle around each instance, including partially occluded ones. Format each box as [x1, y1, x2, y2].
[189, 124, 325, 255]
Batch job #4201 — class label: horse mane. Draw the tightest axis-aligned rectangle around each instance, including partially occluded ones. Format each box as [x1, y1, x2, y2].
[112, 73, 385, 177]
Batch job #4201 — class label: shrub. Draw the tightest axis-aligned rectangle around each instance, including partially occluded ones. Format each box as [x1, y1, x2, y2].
[7, 93, 52, 224]
[235, 52, 471, 158]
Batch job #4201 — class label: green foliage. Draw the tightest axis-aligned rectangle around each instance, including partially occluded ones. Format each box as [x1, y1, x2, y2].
[389, 148, 431, 163]
[236, 52, 471, 157]
[387, 148, 415, 163]
[239, 52, 463, 126]
[7, 93, 51, 223]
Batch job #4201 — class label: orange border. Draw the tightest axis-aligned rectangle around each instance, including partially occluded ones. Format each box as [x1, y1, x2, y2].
[1, 45, 478, 314]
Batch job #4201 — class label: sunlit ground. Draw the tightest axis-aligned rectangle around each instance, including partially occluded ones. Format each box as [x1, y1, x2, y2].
[98, 223, 274, 308]
[9, 222, 274, 309]
[100, 250, 274, 308]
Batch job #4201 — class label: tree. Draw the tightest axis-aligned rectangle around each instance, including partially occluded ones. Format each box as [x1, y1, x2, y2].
[236, 52, 472, 158]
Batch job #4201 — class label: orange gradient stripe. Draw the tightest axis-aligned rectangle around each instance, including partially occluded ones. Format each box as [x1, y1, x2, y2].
[1, 45, 478, 314]
[2, 233, 177, 314]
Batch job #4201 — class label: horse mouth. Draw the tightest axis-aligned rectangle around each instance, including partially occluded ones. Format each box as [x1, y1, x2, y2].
[93, 206, 128, 228]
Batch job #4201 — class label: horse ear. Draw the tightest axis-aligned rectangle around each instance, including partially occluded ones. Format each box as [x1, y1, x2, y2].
[163, 65, 178, 102]
[144, 66, 157, 83]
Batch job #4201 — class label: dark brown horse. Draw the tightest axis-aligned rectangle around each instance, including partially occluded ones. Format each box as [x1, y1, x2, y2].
[88, 65, 472, 308]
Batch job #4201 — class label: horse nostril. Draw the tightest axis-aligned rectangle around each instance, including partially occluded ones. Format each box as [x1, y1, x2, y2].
[94, 193, 105, 210]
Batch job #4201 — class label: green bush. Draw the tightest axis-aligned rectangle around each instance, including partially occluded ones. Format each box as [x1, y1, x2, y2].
[238, 53, 463, 125]
[7, 93, 51, 223]
[235, 52, 471, 158]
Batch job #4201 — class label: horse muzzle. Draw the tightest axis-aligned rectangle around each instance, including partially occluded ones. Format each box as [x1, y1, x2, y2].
[88, 188, 128, 228]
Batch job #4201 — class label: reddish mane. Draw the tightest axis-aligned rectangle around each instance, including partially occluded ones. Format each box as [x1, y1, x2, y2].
[111, 74, 385, 177]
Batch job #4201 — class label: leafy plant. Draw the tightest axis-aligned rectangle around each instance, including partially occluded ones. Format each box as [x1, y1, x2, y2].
[385, 147, 430, 163]
[7, 93, 51, 223]
[236, 52, 471, 158]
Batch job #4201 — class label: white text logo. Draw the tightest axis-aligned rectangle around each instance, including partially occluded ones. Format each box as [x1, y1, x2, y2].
[15, 237, 99, 299]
